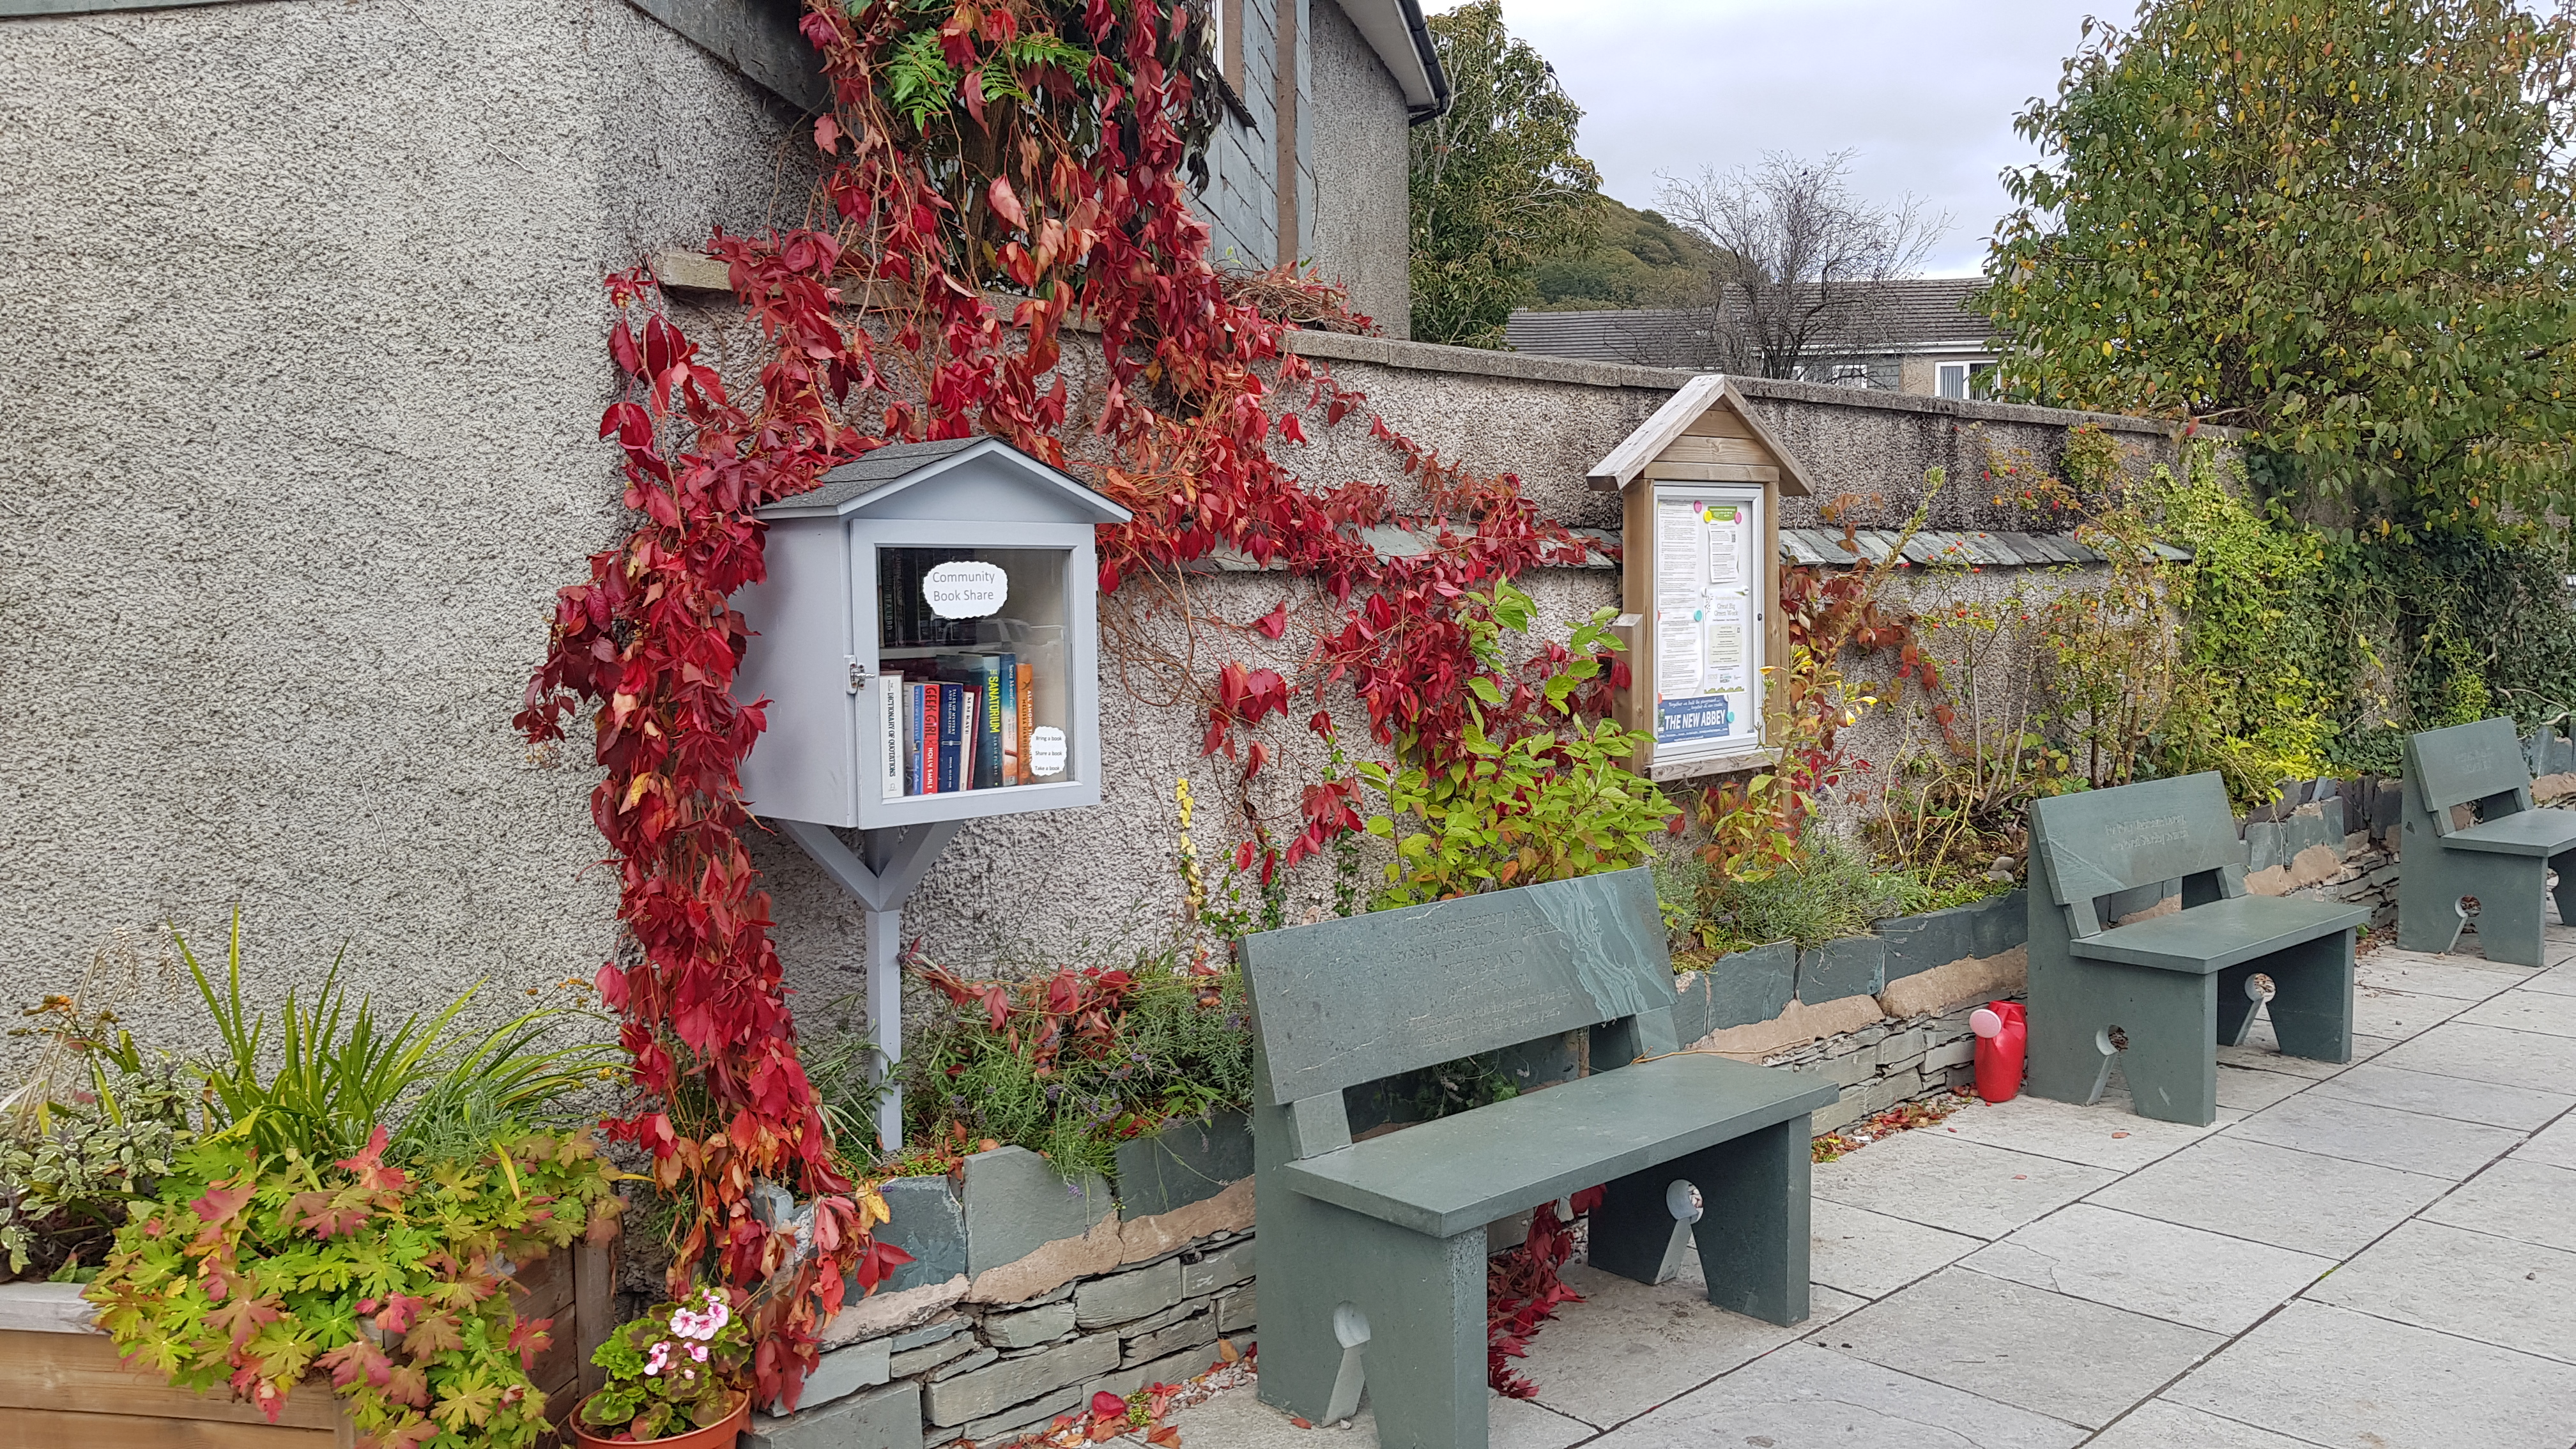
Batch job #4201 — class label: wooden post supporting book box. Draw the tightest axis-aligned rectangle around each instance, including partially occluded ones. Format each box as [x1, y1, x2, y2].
[0, 1241, 612, 1449]
[1588, 375, 1812, 785]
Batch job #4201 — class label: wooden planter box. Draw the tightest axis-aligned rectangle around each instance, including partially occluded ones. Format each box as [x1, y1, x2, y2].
[0, 1242, 613, 1448]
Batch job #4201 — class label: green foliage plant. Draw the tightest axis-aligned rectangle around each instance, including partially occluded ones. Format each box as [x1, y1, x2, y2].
[1982, 0, 2576, 533]
[1358, 714, 1673, 909]
[1355, 592, 1675, 907]
[580, 1285, 751, 1441]
[900, 956, 1252, 1184]
[178, 914, 616, 1162]
[3, 940, 201, 1282]
[2136, 445, 2343, 795]
[1409, 0, 1607, 345]
[1669, 833, 1915, 958]
[86, 1122, 622, 1448]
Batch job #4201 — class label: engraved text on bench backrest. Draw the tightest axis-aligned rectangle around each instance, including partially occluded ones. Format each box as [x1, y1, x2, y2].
[2030, 772, 2243, 923]
[1236, 867, 1674, 1108]
[2408, 717, 2533, 815]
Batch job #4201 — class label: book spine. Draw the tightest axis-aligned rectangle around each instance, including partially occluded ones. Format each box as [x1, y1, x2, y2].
[977, 663, 1002, 788]
[901, 551, 922, 649]
[1016, 662, 1035, 779]
[938, 682, 963, 793]
[880, 671, 903, 802]
[877, 555, 896, 653]
[998, 654, 1020, 786]
[903, 684, 920, 796]
[917, 683, 936, 795]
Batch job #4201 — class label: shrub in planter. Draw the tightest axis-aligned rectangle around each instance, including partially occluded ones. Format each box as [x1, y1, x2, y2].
[576, 1285, 753, 1446]
[1, 990, 199, 1283]
[69, 916, 624, 1446]
[894, 954, 1252, 1183]
[88, 1123, 622, 1446]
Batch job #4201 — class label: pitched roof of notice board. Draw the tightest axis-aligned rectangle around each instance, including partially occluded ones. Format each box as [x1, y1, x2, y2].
[1586, 374, 1815, 497]
[762, 436, 1133, 524]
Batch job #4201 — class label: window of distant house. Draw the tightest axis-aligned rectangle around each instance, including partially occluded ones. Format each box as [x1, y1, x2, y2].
[1830, 364, 1873, 390]
[1938, 361, 1997, 401]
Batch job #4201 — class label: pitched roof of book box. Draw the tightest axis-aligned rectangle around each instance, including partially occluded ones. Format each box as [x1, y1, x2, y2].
[763, 436, 1133, 525]
[1586, 374, 1815, 497]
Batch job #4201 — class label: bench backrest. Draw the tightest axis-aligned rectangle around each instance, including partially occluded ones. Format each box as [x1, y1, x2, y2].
[2028, 772, 2244, 937]
[2405, 717, 2533, 825]
[1237, 866, 1673, 1111]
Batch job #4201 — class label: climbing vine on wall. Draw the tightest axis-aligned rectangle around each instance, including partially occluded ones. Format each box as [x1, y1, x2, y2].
[520, 0, 1650, 1405]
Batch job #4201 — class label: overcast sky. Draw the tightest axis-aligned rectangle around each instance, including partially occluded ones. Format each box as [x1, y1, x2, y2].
[1464, 0, 2121, 276]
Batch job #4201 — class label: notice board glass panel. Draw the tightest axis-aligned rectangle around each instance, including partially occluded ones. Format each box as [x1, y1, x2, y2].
[873, 545, 1071, 800]
[1650, 483, 1763, 759]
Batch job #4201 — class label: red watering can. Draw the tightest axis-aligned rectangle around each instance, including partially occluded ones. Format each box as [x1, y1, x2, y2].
[1970, 1001, 2026, 1103]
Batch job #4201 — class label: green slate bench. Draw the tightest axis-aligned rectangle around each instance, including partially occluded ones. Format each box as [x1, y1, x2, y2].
[1238, 866, 1836, 1449]
[2396, 716, 2576, 967]
[2028, 772, 2363, 1126]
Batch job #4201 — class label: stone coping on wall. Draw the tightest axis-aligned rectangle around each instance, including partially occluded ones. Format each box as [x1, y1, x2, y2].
[1278, 328, 2211, 438]
[1188, 522, 2170, 574]
[647, 250, 2209, 442]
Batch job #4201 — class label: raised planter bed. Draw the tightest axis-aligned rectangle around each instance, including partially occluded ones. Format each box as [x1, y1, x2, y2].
[0, 1243, 613, 1449]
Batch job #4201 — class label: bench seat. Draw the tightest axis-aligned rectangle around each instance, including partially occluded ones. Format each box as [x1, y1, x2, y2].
[2070, 895, 2369, 974]
[2437, 812, 2576, 857]
[1277, 1054, 1837, 1239]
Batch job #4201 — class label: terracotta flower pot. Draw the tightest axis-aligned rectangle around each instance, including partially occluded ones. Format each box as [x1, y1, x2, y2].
[572, 1390, 750, 1449]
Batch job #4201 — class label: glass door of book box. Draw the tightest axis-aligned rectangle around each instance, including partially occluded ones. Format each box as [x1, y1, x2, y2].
[874, 545, 1071, 799]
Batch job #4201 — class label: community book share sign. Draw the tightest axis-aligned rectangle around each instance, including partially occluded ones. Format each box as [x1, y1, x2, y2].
[1652, 487, 1762, 756]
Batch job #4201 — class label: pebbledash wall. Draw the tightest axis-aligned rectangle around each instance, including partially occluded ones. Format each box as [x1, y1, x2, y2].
[0, 0, 824, 1055]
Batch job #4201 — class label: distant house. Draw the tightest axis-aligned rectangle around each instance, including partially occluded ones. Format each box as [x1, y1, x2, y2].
[1192, 0, 1451, 337]
[1503, 275, 1999, 398]
[606, 0, 1446, 334]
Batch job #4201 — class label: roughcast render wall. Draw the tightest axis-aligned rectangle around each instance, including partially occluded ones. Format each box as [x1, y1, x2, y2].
[0, 0, 815, 1053]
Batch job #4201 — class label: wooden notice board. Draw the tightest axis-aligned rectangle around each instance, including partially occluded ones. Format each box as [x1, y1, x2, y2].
[1588, 376, 1811, 782]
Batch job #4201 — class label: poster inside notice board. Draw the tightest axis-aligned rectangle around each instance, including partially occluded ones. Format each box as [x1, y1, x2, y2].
[1652, 483, 1763, 758]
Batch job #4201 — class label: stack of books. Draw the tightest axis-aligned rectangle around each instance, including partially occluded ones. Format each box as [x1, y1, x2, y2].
[881, 652, 1041, 797]
[878, 549, 986, 651]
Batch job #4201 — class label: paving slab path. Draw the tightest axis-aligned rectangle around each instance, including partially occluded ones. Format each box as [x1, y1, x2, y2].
[1151, 929, 2576, 1449]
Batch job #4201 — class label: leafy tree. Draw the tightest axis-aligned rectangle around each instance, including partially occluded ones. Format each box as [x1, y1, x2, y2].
[1982, 0, 2576, 533]
[1409, 1, 1606, 346]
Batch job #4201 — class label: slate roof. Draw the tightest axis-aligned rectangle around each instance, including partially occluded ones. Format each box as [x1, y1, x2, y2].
[791, 436, 987, 511]
[1190, 528, 2185, 572]
[1504, 277, 1995, 367]
[1777, 528, 2191, 569]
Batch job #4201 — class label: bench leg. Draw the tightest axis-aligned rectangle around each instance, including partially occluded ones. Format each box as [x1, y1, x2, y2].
[2473, 857, 2550, 967]
[2115, 969, 2221, 1125]
[2552, 847, 2576, 929]
[2031, 955, 2218, 1126]
[1254, 1173, 1483, 1448]
[2214, 961, 2266, 1048]
[2261, 931, 2354, 1062]
[1591, 1116, 1813, 1325]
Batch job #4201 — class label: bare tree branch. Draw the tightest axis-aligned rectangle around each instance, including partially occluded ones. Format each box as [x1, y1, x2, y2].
[1655, 151, 1949, 380]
